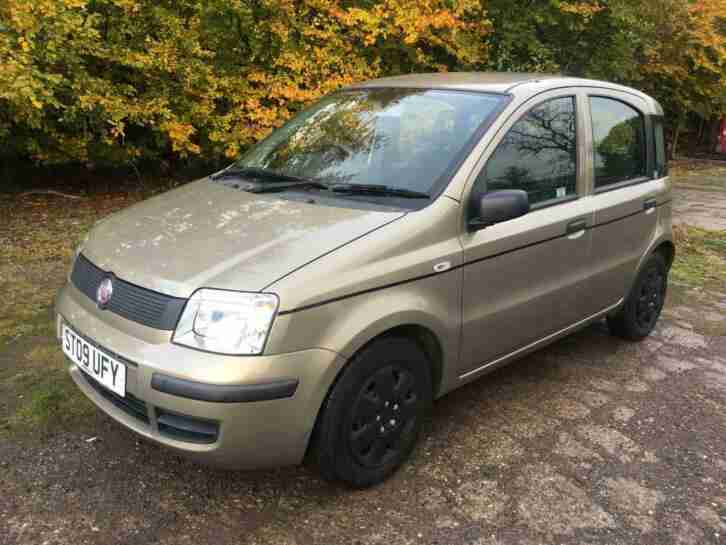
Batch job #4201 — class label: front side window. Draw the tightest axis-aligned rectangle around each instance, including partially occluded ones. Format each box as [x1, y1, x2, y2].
[472, 96, 577, 206]
[233, 89, 505, 196]
[590, 97, 646, 188]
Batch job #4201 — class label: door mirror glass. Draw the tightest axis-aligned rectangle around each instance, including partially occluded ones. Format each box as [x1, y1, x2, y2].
[471, 190, 530, 230]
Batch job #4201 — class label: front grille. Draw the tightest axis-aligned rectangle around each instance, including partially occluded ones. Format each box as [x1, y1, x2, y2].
[156, 408, 219, 444]
[80, 372, 150, 424]
[71, 254, 186, 330]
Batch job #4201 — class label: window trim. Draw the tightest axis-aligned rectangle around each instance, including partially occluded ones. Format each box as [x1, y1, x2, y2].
[593, 175, 652, 195]
[588, 94, 649, 190]
[530, 193, 580, 211]
[467, 94, 580, 217]
[651, 115, 669, 178]
[430, 92, 514, 205]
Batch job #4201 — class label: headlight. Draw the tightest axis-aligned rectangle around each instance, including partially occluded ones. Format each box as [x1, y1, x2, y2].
[172, 289, 279, 355]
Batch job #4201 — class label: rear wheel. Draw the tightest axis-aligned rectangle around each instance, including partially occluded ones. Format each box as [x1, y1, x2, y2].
[313, 336, 432, 488]
[607, 252, 668, 341]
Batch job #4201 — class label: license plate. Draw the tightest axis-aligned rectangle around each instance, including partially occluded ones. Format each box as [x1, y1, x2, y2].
[61, 325, 126, 397]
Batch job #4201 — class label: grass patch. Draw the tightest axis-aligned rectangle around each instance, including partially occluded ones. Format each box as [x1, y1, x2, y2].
[0, 305, 56, 346]
[671, 224, 726, 291]
[1, 344, 94, 437]
[0, 191, 144, 439]
[0, 191, 141, 345]
[670, 161, 726, 192]
[664, 284, 726, 337]
[11, 371, 94, 431]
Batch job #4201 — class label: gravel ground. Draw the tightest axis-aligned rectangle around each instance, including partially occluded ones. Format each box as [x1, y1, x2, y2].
[2, 172, 725, 545]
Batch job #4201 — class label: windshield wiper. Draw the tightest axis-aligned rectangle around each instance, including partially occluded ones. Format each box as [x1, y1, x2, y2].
[247, 180, 331, 193]
[211, 166, 329, 192]
[212, 166, 311, 184]
[213, 169, 429, 199]
[330, 184, 430, 199]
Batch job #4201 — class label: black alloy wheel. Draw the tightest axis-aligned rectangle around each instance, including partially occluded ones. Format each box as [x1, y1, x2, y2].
[634, 263, 666, 331]
[608, 252, 669, 341]
[348, 365, 419, 468]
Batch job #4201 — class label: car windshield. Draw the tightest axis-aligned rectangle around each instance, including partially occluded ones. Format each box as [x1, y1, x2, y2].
[231, 88, 506, 196]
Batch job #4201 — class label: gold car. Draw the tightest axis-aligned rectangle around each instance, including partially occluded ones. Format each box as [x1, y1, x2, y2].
[56, 73, 673, 487]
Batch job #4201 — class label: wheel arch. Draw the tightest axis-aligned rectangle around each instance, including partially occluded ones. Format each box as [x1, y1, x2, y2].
[335, 317, 448, 398]
[630, 232, 675, 292]
[371, 323, 444, 397]
[615, 234, 674, 316]
[654, 239, 675, 270]
[302, 288, 458, 399]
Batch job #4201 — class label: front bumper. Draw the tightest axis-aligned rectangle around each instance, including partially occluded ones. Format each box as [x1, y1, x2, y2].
[56, 282, 345, 469]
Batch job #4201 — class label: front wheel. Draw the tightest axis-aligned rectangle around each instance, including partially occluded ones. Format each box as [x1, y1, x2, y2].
[607, 252, 668, 341]
[312, 336, 432, 488]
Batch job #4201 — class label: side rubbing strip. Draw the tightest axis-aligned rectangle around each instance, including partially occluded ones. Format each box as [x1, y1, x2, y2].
[151, 373, 299, 403]
[277, 200, 672, 315]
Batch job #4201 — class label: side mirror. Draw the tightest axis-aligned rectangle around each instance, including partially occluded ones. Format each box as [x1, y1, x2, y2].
[469, 190, 530, 231]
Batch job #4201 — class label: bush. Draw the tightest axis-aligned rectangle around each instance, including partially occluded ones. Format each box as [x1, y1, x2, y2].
[0, 0, 488, 167]
[1, 0, 725, 170]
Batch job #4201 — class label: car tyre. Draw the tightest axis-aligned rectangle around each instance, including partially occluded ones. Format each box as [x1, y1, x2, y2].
[607, 252, 668, 341]
[312, 336, 432, 488]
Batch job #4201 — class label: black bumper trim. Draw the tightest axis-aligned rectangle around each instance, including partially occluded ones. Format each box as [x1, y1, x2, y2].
[151, 373, 299, 403]
[156, 408, 219, 444]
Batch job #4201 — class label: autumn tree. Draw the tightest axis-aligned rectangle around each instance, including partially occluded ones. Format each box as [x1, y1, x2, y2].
[633, 0, 726, 155]
[1, 0, 725, 169]
[480, 0, 726, 156]
[0, 0, 490, 167]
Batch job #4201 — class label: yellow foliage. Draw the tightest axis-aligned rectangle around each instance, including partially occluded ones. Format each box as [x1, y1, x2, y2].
[635, 0, 726, 119]
[558, 2, 605, 18]
[0, 0, 490, 165]
[1, 0, 725, 167]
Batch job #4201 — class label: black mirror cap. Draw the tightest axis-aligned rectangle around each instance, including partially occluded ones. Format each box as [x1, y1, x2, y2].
[470, 190, 530, 230]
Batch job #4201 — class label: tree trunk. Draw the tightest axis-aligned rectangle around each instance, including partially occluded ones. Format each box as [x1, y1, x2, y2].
[671, 116, 684, 159]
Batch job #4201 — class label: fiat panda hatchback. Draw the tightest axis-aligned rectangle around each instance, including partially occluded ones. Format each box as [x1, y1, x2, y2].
[56, 73, 673, 487]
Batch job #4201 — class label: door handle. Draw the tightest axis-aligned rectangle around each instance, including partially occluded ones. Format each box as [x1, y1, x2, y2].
[566, 219, 587, 235]
[643, 198, 657, 211]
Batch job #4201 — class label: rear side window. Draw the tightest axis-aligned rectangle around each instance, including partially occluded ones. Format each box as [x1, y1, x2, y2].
[473, 96, 577, 206]
[590, 97, 646, 188]
[653, 116, 668, 177]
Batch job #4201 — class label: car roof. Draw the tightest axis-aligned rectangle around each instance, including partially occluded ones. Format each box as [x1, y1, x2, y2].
[349, 72, 662, 114]
[352, 72, 561, 93]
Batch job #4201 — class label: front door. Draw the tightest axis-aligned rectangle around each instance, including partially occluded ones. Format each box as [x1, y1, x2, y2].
[459, 92, 596, 376]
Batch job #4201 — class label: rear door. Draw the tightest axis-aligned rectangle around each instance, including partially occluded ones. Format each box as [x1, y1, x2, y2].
[581, 91, 663, 311]
[458, 90, 598, 376]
